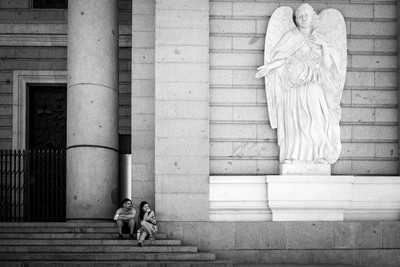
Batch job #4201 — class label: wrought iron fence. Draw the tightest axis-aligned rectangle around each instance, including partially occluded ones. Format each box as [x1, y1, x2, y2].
[0, 149, 66, 222]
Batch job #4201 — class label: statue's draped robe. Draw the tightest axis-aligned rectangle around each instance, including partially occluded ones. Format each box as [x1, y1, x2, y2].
[269, 28, 342, 164]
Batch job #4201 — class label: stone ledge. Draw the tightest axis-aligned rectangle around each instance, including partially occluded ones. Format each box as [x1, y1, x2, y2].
[210, 175, 400, 221]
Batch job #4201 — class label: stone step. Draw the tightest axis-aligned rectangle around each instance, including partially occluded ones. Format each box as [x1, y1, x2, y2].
[0, 261, 354, 267]
[0, 222, 218, 265]
[0, 222, 116, 227]
[0, 260, 233, 267]
[0, 238, 181, 246]
[234, 265, 353, 267]
[0, 245, 198, 253]
[0, 226, 132, 233]
[0, 232, 166, 239]
[0, 252, 216, 261]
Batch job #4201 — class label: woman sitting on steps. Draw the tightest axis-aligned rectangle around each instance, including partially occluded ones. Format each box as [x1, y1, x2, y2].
[137, 201, 158, 247]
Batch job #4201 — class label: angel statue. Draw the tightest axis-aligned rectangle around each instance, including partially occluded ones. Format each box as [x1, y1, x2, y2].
[255, 3, 347, 165]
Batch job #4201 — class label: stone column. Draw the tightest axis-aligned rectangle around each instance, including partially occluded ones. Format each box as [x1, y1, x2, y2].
[66, 0, 119, 220]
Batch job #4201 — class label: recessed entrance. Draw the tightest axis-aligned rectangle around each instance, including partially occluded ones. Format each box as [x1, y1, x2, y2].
[26, 84, 67, 221]
[10, 71, 68, 221]
[28, 85, 66, 150]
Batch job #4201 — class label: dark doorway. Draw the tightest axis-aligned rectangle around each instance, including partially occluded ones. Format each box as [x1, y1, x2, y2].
[26, 84, 67, 221]
[28, 85, 66, 150]
[32, 0, 68, 9]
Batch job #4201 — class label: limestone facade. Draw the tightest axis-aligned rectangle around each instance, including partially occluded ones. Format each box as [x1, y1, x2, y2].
[1, 0, 400, 265]
[0, 0, 399, 221]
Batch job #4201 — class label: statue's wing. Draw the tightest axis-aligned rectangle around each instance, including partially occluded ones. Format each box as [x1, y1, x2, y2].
[264, 7, 296, 129]
[316, 9, 347, 106]
[264, 7, 296, 64]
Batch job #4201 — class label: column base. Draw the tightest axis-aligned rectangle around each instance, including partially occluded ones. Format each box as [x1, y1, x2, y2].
[67, 147, 119, 220]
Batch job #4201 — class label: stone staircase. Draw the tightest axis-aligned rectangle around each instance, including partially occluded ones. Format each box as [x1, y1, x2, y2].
[0, 222, 225, 266]
[0, 222, 363, 266]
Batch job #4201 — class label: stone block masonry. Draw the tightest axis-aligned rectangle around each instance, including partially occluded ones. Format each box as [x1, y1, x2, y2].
[0, 0, 29, 9]
[131, 0, 156, 211]
[155, 0, 210, 221]
[159, 220, 400, 266]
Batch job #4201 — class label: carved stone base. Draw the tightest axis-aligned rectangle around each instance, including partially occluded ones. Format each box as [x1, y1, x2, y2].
[280, 163, 331, 175]
[209, 176, 271, 221]
[209, 175, 400, 221]
[267, 175, 353, 221]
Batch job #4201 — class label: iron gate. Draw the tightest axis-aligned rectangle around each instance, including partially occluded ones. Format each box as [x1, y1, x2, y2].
[0, 149, 66, 222]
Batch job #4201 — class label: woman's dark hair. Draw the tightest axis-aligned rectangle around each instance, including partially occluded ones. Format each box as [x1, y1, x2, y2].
[138, 201, 149, 221]
[121, 198, 132, 206]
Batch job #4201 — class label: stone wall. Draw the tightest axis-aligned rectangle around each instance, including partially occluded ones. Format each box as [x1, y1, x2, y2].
[0, 0, 133, 149]
[154, 0, 210, 221]
[209, 0, 398, 176]
[160, 221, 400, 266]
[131, 0, 155, 210]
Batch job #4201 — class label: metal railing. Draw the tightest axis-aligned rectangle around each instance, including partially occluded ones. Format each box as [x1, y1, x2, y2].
[0, 149, 66, 222]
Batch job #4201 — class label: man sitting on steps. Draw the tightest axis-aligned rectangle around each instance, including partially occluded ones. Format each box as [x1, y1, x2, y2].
[113, 198, 136, 239]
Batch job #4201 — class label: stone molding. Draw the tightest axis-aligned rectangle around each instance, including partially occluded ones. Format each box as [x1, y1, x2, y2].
[12, 70, 67, 150]
[0, 34, 131, 47]
[210, 176, 271, 221]
[0, 22, 132, 47]
[210, 175, 400, 221]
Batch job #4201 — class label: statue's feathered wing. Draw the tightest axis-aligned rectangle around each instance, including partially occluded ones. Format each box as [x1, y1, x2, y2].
[315, 9, 347, 114]
[264, 7, 296, 129]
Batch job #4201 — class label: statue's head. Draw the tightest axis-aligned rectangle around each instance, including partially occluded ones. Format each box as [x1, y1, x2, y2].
[295, 4, 317, 30]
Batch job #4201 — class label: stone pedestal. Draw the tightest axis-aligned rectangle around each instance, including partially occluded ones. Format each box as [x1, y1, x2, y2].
[209, 175, 400, 221]
[267, 175, 353, 221]
[280, 163, 331, 175]
[209, 176, 271, 221]
[66, 0, 119, 220]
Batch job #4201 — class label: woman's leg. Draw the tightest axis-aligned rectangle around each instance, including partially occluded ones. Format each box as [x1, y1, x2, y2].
[139, 230, 147, 243]
[141, 221, 154, 235]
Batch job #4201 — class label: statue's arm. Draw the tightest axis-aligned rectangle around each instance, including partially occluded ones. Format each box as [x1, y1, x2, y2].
[310, 33, 332, 69]
[255, 59, 286, 79]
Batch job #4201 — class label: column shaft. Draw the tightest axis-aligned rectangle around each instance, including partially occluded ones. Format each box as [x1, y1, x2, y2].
[66, 0, 119, 220]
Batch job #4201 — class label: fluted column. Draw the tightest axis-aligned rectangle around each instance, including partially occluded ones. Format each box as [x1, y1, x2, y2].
[66, 0, 119, 220]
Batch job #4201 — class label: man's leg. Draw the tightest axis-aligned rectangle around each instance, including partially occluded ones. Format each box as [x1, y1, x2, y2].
[128, 219, 135, 239]
[128, 219, 135, 234]
[117, 220, 123, 234]
[116, 220, 124, 239]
